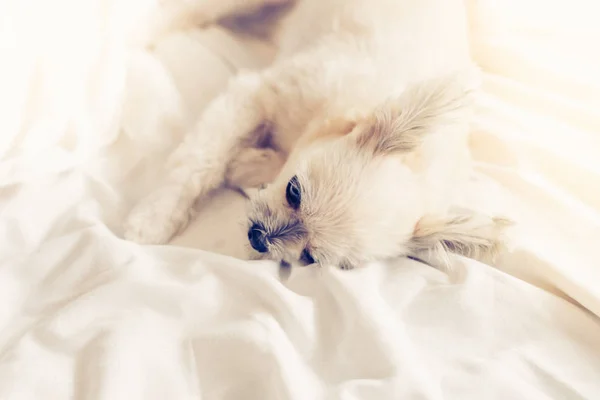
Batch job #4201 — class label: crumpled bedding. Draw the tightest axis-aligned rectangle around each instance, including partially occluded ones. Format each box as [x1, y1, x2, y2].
[1, 0, 600, 399]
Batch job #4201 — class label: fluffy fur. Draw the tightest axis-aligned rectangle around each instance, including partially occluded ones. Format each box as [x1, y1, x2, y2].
[125, 0, 510, 269]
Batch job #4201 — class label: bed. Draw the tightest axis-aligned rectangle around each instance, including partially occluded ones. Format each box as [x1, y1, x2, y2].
[1, 0, 599, 398]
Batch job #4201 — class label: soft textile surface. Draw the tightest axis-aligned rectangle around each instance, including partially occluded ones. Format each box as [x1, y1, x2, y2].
[1, 0, 600, 399]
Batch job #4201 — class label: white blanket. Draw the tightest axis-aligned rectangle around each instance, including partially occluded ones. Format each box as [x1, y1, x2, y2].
[1, 0, 600, 399]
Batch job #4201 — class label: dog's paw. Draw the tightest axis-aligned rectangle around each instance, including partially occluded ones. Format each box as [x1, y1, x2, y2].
[264, 0, 294, 4]
[225, 147, 285, 189]
[124, 186, 192, 244]
[135, 1, 216, 46]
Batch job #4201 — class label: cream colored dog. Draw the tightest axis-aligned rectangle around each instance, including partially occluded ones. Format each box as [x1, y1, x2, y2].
[125, 0, 509, 269]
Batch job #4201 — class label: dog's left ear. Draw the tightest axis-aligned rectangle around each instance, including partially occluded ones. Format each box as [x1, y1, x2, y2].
[408, 208, 512, 264]
[348, 69, 479, 156]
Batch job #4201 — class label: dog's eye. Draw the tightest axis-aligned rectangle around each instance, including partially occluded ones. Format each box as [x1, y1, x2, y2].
[285, 175, 301, 209]
[300, 248, 315, 265]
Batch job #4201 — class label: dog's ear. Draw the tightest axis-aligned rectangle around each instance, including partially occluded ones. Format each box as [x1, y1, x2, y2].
[408, 208, 512, 264]
[349, 70, 479, 156]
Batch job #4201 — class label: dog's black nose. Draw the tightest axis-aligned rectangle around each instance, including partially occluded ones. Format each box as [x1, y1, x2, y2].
[248, 225, 268, 253]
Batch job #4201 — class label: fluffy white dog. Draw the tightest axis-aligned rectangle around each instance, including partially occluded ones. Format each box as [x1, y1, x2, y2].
[125, 0, 509, 269]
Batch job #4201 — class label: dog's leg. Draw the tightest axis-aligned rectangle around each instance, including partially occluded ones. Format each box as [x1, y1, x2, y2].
[147, 0, 291, 41]
[124, 73, 269, 244]
[225, 147, 286, 189]
[191, 0, 292, 23]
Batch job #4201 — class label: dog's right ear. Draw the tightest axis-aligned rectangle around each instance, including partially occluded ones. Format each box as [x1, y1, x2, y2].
[408, 208, 512, 265]
[348, 69, 479, 156]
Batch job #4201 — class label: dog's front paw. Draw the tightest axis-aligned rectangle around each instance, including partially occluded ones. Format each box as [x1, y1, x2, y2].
[226, 147, 285, 189]
[135, 1, 216, 46]
[124, 186, 192, 245]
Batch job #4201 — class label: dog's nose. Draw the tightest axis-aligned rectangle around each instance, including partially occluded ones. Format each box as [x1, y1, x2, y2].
[248, 224, 268, 253]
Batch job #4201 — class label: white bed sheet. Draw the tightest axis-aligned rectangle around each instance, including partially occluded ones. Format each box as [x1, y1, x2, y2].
[1, 0, 600, 399]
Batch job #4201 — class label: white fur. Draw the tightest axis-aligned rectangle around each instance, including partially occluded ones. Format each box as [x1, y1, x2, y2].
[125, 0, 509, 267]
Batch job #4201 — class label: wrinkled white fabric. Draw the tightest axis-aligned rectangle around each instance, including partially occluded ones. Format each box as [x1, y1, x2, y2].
[1, 0, 600, 399]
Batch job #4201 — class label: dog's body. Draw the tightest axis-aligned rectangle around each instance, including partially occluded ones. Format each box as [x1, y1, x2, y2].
[125, 0, 509, 269]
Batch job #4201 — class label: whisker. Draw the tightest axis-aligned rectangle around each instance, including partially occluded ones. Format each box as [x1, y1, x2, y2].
[406, 254, 432, 267]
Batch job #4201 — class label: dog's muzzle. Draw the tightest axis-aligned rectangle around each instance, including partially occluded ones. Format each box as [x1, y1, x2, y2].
[248, 224, 268, 253]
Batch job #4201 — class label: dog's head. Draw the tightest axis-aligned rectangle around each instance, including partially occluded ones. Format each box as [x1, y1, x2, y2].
[247, 72, 508, 269]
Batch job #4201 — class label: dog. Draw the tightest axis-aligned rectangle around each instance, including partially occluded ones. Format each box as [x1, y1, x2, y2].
[124, 0, 510, 270]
